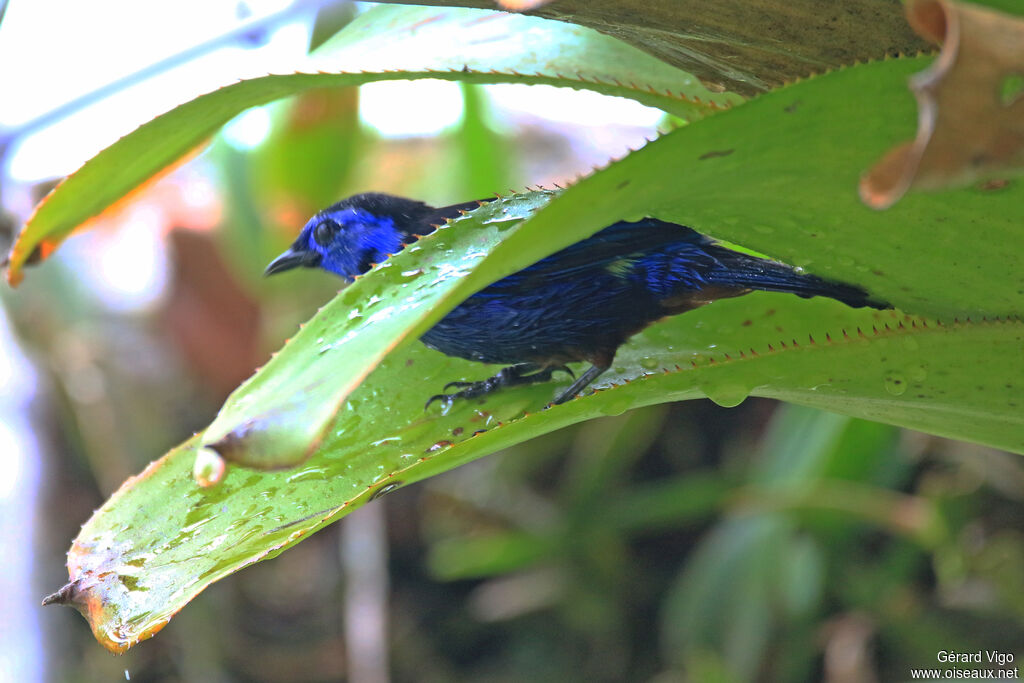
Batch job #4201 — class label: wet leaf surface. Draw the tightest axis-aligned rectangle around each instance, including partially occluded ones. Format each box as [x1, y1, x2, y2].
[44, 31, 1024, 655]
[52, 298, 1023, 652]
[203, 191, 555, 468]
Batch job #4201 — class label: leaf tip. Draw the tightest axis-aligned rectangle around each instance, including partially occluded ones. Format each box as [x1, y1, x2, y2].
[42, 581, 82, 608]
[192, 448, 227, 487]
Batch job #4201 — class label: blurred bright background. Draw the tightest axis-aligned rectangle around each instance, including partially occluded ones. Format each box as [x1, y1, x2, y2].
[1, 2, 1022, 682]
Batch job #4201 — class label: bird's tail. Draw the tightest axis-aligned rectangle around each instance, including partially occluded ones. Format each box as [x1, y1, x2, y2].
[703, 247, 887, 310]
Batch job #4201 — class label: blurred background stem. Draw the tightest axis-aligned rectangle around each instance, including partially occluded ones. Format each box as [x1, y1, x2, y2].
[342, 502, 391, 683]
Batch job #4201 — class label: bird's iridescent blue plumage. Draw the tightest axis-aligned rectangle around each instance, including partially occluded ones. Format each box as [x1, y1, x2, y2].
[266, 193, 884, 404]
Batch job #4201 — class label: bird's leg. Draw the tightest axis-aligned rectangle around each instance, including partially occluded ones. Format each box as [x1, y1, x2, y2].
[550, 363, 610, 406]
[426, 363, 575, 408]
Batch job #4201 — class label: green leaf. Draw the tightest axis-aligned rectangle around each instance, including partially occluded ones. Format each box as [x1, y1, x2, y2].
[374, 0, 931, 96]
[5, 4, 736, 284]
[428, 532, 557, 580]
[51, 56, 1023, 651]
[202, 190, 556, 468]
[481, 56, 1024, 320]
[54, 297, 1021, 651]
[209, 53, 1024, 469]
[660, 516, 790, 679]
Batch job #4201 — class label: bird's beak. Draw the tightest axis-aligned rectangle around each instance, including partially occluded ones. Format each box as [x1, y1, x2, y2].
[264, 247, 321, 276]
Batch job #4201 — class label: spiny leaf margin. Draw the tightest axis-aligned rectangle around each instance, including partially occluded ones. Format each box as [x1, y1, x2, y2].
[57, 296, 1023, 652]
[51, 52, 1024, 653]
[5, 4, 738, 284]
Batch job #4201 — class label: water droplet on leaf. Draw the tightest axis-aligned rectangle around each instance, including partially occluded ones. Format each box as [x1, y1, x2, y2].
[601, 397, 632, 417]
[368, 482, 403, 501]
[884, 373, 907, 396]
[287, 466, 328, 483]
[193, 449, 226, 488]
[701, 382, 749, 408]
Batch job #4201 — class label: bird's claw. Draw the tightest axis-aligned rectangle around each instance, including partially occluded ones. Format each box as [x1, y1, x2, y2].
[552, 364, 575, 380]
[424, 382, 492, 410]
[425, 364, 583, 411]
[424, 393, 455, 410]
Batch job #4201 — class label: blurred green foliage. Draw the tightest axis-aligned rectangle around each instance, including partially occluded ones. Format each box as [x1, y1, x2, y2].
[412, 402, 1024, 682]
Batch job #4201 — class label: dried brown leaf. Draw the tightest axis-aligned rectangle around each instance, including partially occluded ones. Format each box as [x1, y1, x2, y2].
[861, 0, 1024, 209]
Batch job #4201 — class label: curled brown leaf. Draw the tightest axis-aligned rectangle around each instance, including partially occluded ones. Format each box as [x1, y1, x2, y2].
[860, 0, 1024, 209]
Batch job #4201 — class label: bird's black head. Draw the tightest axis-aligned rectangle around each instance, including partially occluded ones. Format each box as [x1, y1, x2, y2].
[264, 193, 434, 281]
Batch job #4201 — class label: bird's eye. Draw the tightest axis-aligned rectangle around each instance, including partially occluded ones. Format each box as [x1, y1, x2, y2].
[313, 219, 339, 247]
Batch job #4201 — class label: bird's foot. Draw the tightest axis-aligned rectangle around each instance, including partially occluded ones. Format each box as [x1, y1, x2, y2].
[548, 364, 610, 406]
[426, 364, 574, 409]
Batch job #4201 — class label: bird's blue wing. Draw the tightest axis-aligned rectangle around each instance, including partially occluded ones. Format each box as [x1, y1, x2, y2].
[475, 218, 717, 296]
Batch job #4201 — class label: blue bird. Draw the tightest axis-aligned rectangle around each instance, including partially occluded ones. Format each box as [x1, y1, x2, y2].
[265, 193, 886, 406]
